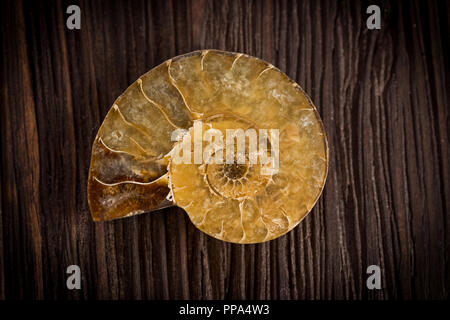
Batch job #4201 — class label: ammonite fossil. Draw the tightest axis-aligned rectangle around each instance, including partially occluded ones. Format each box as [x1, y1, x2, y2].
[88, 50, 328, 244]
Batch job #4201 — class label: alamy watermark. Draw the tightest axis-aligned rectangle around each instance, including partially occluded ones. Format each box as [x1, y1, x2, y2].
[366, 265, 381, 290]
[66, 5, 81, 30]
[66, 265, 81, 290]
[170, 120, 279, 175]
[366, 5, 381, 30]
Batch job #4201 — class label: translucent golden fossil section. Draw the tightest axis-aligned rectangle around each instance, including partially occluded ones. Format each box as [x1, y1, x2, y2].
[88, 50, 328, 244]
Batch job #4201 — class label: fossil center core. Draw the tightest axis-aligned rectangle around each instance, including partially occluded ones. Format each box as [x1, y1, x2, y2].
[205, 157, 270, 200]
[223, 163, 248, 180]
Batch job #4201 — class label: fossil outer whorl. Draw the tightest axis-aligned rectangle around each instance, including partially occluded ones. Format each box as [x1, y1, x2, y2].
[88, 50, 328, 244]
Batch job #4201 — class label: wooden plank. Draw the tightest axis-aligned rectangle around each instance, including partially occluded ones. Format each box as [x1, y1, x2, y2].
[0, 0, 449, 299]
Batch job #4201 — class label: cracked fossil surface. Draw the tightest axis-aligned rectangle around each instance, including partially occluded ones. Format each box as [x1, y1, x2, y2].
[88, 50, 328, 244]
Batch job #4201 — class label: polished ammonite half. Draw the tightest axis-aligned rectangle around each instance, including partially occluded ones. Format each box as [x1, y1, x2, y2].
[88, 50, 328, 244]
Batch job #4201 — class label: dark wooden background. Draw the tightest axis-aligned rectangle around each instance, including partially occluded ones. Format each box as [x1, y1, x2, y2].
[1, 0, 449, 300]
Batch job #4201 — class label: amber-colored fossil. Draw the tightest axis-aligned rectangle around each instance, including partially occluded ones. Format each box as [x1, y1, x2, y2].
[88, 50, 328, 243]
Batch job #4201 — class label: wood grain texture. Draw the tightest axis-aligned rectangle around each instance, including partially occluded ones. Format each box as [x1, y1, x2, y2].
[1, 0, 449, 299]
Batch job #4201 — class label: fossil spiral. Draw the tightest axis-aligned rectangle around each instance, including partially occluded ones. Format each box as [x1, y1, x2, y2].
[88, 50, 328, 244]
